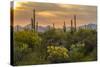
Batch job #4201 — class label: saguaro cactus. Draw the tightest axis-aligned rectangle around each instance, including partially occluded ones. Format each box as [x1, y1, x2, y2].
[74, 15, 76, 31]
[53, 23, 55, 29]
[63, 21, 66, 32]
[36, 22, 38, 31]
[31, 9, 36, 31]
[33, 9, 36, 30]
[31, 18, 33, 30]
[71, 19, 73, 33]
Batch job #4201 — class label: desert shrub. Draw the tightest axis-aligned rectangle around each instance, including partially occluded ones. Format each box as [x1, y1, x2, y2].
[13, 30, 43, 65]
[69, 43, 85, 62]
[14, 30, 42, 50]
[47, 46, 69, 63]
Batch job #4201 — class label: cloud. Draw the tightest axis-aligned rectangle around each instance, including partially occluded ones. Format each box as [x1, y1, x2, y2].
[13, 2, 97, 28]
[37, 11, 56, 17]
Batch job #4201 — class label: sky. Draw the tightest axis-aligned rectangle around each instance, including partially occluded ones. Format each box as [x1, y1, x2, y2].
[13, 1, 97, 28]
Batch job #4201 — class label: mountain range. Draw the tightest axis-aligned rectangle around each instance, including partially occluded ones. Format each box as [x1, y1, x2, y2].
[14, 23, 97, 32]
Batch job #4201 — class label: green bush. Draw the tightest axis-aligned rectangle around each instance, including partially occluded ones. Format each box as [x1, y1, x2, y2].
[14, 30, 42, 50]
[13, 28, 97, 65]
[13, 30, 43, 65]
[69, 43, 85, 62]
[47, 46, 69, 63]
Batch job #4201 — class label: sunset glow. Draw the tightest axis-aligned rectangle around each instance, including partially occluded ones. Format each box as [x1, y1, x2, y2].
[13, 2, 97, 28]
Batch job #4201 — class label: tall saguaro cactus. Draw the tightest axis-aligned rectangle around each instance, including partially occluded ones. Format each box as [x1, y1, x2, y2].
[74, 15, 76, 31]
[63, 21, 66, 32]
[33, 9, 36, 30]
[71, 19, 73, 33]
[31, 9, 36, 31]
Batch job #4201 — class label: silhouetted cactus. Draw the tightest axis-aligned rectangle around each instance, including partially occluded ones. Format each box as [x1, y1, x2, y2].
[36, 22, 38, 31]
[74, 15, 76, 31]
[31, 18, 33, 29]
[33, 9, 36, 31]
[71, 19, 73, 33]
[63, 21, 66, 32]
[53, 23, 55, 29]
[31, 9, 36, 31]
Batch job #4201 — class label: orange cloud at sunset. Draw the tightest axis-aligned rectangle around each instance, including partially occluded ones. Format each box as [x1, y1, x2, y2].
[37, 11, 56, 17]
[12, 1, 97, 28]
